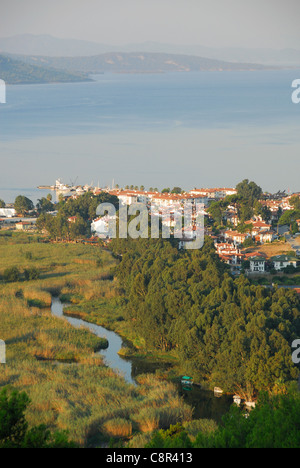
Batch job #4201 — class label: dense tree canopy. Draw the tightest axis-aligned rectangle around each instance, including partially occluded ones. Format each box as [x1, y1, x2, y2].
[14, 196, 34, 215]
[207, 179, 265, 227]
[146, 390, 300, 448]
[36, 191, 119, 240]
[36, 196, 54, 214]
[0, 388, 76, 448]
[236, 179, 262, 203]
[232, 179, 263, 223]
[111, 236, 300, 399]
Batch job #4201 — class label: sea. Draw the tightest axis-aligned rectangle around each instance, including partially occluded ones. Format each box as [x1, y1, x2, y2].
[0, 69, 300, 204]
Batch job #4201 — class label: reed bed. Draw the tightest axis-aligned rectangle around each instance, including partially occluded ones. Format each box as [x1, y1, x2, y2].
[23, 288, 52, 308]
[102, 418, 133, 438]
[0, 295, 105, 363]
[0, 240, 193, 446]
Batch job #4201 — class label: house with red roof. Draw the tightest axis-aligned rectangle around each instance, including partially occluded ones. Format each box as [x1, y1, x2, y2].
[224, 230, 250, 245]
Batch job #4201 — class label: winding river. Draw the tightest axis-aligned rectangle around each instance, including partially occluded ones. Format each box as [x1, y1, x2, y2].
[51, 296, 135, 385]
[51, 296, 232, 422]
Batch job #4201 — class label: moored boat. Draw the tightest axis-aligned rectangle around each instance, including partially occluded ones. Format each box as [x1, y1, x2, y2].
[181, 375, 193, 386]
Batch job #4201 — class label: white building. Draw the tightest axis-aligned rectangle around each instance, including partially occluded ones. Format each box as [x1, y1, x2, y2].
[215, 242, 243, 266]
[224, 230, 251, 245]
[189, 188, 236, 199]
[0, 208, 16, 218]
[106, 189, 150, 206]
[91, 215, 116, 238]
[249, 256, 266, 273]
[271, 255, 298, 271]
[255, 230, 275, 243]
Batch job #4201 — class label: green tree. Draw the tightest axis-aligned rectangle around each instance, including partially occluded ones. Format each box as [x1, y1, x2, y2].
[0, 388, 30, 447]
[236, 179, 262, 203]
[24, 267, 40, 281]
[3, 266, 21, 283]
[146, 391, 300, 448]
[279, 209, 300, 232]
[289, 195, 300, 211]
[146, 424, 193, 449]
[235, 179, 263, 222]
[14, 196, 34, 215]
[0, 388, 76, 448]
[69, 215, 89, 240]
[253, 200, 271, 222]
[171, 187, 183, 194]
[194, 391, 300, 448]
[36, 197, 54, 214]
[207, 200, 225, 226]
[111, 236, 300, 399]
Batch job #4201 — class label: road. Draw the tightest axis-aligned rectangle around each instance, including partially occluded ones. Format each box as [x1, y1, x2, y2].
[0, 217, 37, 224]
[278, 224, 300, 255]
[285, 233, 300, 256]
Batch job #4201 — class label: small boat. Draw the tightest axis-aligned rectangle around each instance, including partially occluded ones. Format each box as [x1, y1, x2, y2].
[55, 179, 70, 191]
[244, 401, 256, 409]
[182, 385, 192, 391]
[233, 395, 242, 406]
[181, 375, 193, 386]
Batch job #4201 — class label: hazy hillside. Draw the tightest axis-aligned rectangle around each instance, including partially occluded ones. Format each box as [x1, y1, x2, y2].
[123, 42, 300, 67]
[0, 54, 91, 84]
[7, 51, 277, 75]
[0, 34, 300, 66]
[0, 34, 111, 57]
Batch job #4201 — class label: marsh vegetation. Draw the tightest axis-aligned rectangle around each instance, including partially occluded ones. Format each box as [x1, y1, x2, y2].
[0, 233, 194, 446]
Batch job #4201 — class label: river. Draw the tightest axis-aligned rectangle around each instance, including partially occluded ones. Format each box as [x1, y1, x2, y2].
[51, 296, 135, 384]
[50, 296, 232, 422]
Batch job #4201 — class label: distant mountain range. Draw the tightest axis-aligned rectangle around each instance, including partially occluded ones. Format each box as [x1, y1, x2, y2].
[0, 54, 91, 84]
[4, 52, 277, 78]
[1, 33, 299, 85]
[0, 34, 112, 57]
[1, 34, 300, 66]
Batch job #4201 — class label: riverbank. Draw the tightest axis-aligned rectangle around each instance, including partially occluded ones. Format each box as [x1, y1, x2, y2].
[0, 238, 231, 446]
[61, 298, 180, 369]
[52, 291, 233, 424]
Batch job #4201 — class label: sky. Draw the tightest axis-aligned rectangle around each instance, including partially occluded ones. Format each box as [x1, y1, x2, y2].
[0, 0, 300, 49]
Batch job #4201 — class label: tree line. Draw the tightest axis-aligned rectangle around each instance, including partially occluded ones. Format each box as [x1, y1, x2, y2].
[0, 388, 76, 448]
[35, 191, 119, 240]
[110, 235, 300, 400]
[146, 390, 300, 448]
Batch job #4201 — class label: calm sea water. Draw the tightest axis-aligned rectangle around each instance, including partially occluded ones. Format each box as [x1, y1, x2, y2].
[0, 70, 299, 201]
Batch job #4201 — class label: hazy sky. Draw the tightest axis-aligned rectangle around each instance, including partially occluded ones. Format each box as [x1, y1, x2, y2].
[1, 0, 300, 49]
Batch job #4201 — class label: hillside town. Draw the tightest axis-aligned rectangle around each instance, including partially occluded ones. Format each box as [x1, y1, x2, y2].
[92, 184, 300, 277]
[1, 182, 300, 278]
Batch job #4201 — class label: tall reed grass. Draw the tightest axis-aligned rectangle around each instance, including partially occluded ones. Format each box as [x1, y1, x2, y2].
[102, 418, 133, 438]
[0, 241, 194, 446]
